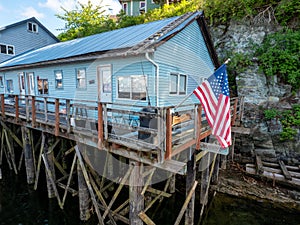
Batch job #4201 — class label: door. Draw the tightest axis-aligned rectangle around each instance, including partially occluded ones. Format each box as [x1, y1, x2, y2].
[18, 73, 25, 96]
[97, 65, 112, 102]
[26, 72, 35, 95]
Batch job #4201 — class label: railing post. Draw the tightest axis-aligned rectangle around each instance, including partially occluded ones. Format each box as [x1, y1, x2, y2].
[25, 96, 30, 122]
[231, 98, 238, 126]
[66, 99, 71, 133]
[31, 96, 36, 127]
[97, 102, 104, 145]
[196, 105, 202, 150]
[15, 95, 19, 122]
[1, 94, 5, 118]
[55, 98, 59, 136]
[44, 97, 48, 122]
[165, 107, 172, 160]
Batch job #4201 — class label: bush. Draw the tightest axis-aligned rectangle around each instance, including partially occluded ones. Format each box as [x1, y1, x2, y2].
[256, 29, 300, 90]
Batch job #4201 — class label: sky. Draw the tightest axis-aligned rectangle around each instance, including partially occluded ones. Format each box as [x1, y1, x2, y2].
[0, 0, 122, 36]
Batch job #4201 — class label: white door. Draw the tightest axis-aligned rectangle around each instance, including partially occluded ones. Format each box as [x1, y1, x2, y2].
[26, 72, 35, 95]
[97, 65, 112, 102]
[18, 73, 26, 96]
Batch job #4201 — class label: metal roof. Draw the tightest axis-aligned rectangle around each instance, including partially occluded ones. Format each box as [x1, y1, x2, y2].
[0, 11, 203, 69]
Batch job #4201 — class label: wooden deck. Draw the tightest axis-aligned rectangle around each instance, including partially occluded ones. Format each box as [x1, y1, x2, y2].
[0, 94, 244, 174]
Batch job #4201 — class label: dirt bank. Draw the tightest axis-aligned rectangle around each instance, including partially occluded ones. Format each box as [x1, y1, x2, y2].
[211, 162, 300, 211]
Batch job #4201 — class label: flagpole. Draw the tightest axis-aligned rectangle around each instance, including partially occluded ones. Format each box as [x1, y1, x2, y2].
[173, 58, 231, 110]
[174, 92, 194, 109]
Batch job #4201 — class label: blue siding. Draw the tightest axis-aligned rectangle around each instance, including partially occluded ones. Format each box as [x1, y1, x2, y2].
[154, 20, 215, 106]
[0, 19, 58, 63]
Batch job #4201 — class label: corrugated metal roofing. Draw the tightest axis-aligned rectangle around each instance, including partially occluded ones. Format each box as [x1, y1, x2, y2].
[0, 11, 202, 69]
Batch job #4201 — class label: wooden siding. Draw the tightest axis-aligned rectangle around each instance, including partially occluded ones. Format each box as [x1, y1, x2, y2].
[154, 20, 215, 106]
[0, 56, 156, 109]
[0, 19, 58, 63]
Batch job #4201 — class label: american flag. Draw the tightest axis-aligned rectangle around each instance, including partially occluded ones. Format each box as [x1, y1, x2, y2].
[193, 64, 231, 148]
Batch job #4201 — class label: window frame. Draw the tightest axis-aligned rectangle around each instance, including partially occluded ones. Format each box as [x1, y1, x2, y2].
[117, 75, 147, 101]
[169, 73, 187, 96]
[0, 76, 3, 87]
[6, 79, 14, 93]
[76, 68, 87, 89]
[0, 43, 15, 55]
[38, 79, 49, 95]
[27, 22, 38, 33]
[54, 70, 64, 89]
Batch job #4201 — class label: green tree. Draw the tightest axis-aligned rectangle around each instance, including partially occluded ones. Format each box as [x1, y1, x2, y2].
[56, 0, 116, 41]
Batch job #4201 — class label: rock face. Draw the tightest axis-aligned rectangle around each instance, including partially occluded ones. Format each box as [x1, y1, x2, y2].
[210, 21, 300, 164]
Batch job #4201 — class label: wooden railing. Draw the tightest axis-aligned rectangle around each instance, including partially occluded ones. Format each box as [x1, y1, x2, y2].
[0, 94, 243, 163]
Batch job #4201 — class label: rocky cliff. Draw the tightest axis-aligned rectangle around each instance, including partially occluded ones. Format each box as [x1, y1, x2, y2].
[210, 21, 300, 165]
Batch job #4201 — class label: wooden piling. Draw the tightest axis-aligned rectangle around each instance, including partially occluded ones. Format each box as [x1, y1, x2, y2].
[21, 127, 35, 184]
[77, 159, 91, 221]
[44, 135, 56, 198]
[185, 149, 196, 225]
[129, 160, 144, 225]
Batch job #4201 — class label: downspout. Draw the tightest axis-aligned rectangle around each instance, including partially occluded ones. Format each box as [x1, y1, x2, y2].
[145, 52, 159, 107]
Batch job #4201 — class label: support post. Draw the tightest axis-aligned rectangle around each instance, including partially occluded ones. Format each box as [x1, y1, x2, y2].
[44, 135, 56, 198]
[77, 160, 91, 221]
[21, 127, 35, 184]
[129, 160, 144, 225]
[185, 149, 195, 225]
[55, 98, 60, 136]
[98, 102, 104, 144]
[15, 95, 19, 122]
[31, 96, 36, 127]
[165, 108, 172, 160]
[1, 94, 5, 118]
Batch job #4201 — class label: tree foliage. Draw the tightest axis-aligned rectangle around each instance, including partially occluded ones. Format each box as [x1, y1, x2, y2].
[256, 29, 300, 90]
[56, 0, 116, 41]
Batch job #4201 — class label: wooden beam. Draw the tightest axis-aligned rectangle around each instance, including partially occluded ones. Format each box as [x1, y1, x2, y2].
[279, 160, 292, 180]
[165, 108, 173, 160]
[174, 181, 198, 225]
[55, 98, 60, 136]
[103, 165, 133, 219]
[138, 211, 156, 225]
[255, 155, 264, 175]
[75, 145, 105, 225]
[1, 94, 5, 117]
[196, 105, 202, 150]
[31, 96, 36, 127]
[15, 95, 19, 122]
[42, 153, 63, 208]
[98, 102, 103, 144]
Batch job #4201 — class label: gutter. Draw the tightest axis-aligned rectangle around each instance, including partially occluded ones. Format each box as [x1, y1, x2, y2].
[145, 52, 159, 107]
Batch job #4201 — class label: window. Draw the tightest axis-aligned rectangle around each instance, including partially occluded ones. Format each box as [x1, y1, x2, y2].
[55, 70, 63, 89]
[140, 1, 145, 8]
[122, 3, 128, 14]
[27, 22, 38, 33]
[139, 1, 146, 14]
[76, 68, 86, 89]
[6, 80, 14, 93]
[38, 79, 48, 95]
[0, 44, 14, 55]
[117, 75, 147, 100]
[169, 73, 187, 95]
[0, 76, 3, 87]
[26, 72, 35, 95]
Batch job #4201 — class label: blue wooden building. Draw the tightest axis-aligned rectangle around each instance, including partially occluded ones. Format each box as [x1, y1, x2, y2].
[0, 17, 59, 63]
[0, 11, 219, 109]
[119, 0, 160, 16]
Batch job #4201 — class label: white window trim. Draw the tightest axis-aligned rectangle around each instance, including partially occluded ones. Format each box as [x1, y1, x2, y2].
[169, 73, 187, 96]
[27, 22, 39, 33]
[76, 68, 87, 89]
[0, 43, 15, 55]
[117, 75, 147, 101]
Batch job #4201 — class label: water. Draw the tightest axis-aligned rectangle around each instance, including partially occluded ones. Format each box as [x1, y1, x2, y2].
[1, 168, 300, 225]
